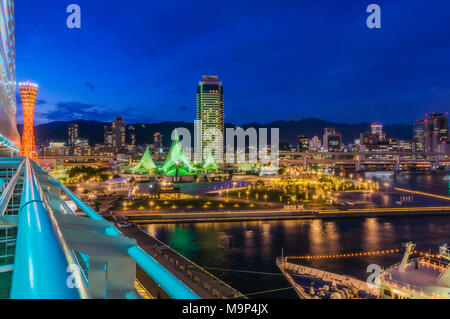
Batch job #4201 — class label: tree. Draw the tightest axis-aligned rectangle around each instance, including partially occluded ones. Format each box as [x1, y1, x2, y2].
[255, 180, 265, 189]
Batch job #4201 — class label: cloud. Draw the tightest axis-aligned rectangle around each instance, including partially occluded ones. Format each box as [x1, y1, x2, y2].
[85, 82, 95, 90]
[33, 101, 156, 124]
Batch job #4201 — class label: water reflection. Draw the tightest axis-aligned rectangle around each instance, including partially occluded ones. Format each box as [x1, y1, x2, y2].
[142, 173, 450, 298]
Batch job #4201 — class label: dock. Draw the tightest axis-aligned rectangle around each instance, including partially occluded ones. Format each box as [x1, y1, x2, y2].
[112, 205, 450, 224]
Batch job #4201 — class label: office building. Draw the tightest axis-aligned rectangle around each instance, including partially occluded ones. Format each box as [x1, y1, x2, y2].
[68, 123, 79, 154]
[310, 136, 322, 151]
[104, 126, 113, 147]
[413, 120, 425, 152]
[423, 113, 449, 153]
[297, 135, 309, 152]
[323, 128, 342, 151]
[112, 117, 126, 151]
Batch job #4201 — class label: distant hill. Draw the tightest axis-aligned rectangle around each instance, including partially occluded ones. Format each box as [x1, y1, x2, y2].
[240, 118, 412, 144]
[19, 118, 412, 146]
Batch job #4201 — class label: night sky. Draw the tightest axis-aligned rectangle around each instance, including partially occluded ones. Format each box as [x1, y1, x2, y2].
[15, 0, 450, 125]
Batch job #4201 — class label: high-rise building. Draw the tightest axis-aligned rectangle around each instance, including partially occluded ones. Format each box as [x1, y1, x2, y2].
[371, 123, 383, 135]
[413, 120, 425, 152]
[360, 123, 386, 146]
[68, 123, 79, 153]
[323, 128, 342, 151]
[0, 2, 20, 155]
[154, 132, 163, 148]
[104, 126, 113, 147]
[310, 136, 322, 151]
[297, 135, 309, 152]
[423, 113, 449, 153]
[196, 75, 224, 162]
[112, 117, 126, 151]
[19, 81, 39, 162]
[74, 138, 90, 156]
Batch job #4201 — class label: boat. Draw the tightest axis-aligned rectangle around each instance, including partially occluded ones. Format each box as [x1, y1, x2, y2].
[379, 242, 450, 299]
[276, 258, 379, 299]
[277, 243, 450, 299]
[443, 175, 450, 181]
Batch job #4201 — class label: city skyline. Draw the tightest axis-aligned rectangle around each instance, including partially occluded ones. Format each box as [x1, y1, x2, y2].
[1, 1, 450, 302]
[15, 0, 450, 126]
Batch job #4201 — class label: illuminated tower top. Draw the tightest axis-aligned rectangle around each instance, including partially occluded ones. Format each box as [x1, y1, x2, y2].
[19, 81, 39, 162]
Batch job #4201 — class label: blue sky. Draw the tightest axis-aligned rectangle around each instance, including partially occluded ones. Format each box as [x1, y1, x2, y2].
[15, 0, 450, 125]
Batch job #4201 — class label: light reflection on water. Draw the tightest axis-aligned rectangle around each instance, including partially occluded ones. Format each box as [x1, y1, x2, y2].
[144, 216, 450, 299]
[144, 173, 450, 298]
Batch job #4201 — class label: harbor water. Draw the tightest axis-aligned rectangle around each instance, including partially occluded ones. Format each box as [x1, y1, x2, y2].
[143, 172, 450, 298]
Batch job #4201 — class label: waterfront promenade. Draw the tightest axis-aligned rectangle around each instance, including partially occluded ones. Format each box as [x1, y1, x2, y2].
[109, 188, 450, 224]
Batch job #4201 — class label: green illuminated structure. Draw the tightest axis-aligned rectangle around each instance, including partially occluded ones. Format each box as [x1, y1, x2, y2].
[160, 130, 194, 176]
[203, 152, 219, 171]
[129, 147, 156, 173]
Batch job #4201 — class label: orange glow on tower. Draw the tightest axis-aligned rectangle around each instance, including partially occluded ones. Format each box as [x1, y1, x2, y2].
[19, 81, 39, 163]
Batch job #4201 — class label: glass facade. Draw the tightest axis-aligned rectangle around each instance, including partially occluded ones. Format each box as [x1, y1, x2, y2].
[0, 0, 19, 152]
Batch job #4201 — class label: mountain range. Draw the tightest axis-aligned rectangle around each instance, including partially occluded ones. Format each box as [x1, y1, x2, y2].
[18, 118, 413, 146]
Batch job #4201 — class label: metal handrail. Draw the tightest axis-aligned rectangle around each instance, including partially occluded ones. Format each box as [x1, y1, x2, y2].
[37, 165, 200, 299]
[0, 158, 25, 215]
[10, 159, 88, 299]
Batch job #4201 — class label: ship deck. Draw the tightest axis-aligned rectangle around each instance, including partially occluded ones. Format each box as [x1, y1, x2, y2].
[277, 259, 379, 299]
[381, 258, 450, 298]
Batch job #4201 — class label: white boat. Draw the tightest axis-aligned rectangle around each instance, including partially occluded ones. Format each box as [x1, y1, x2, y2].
[443, 175, 450, 181]
[278, 242, 450, 299]
[379, 243, 450, 299]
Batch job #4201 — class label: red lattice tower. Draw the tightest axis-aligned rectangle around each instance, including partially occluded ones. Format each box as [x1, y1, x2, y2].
[19, 81, 39, 163]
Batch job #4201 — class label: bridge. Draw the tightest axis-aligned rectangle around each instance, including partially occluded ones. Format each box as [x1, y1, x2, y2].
[280, 151, 450, 170]
[0, 157, 201, 299]
[38, 154, 169, 169]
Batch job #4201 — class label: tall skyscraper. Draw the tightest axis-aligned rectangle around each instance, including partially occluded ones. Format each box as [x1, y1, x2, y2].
[423, 113, 449, 153]
[196, 75, 224, 162]
[112, 117, 126, 151]
[0, 1, 20, 154]
[19, 81, 39, 162]
[68, 123, 79, 150]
